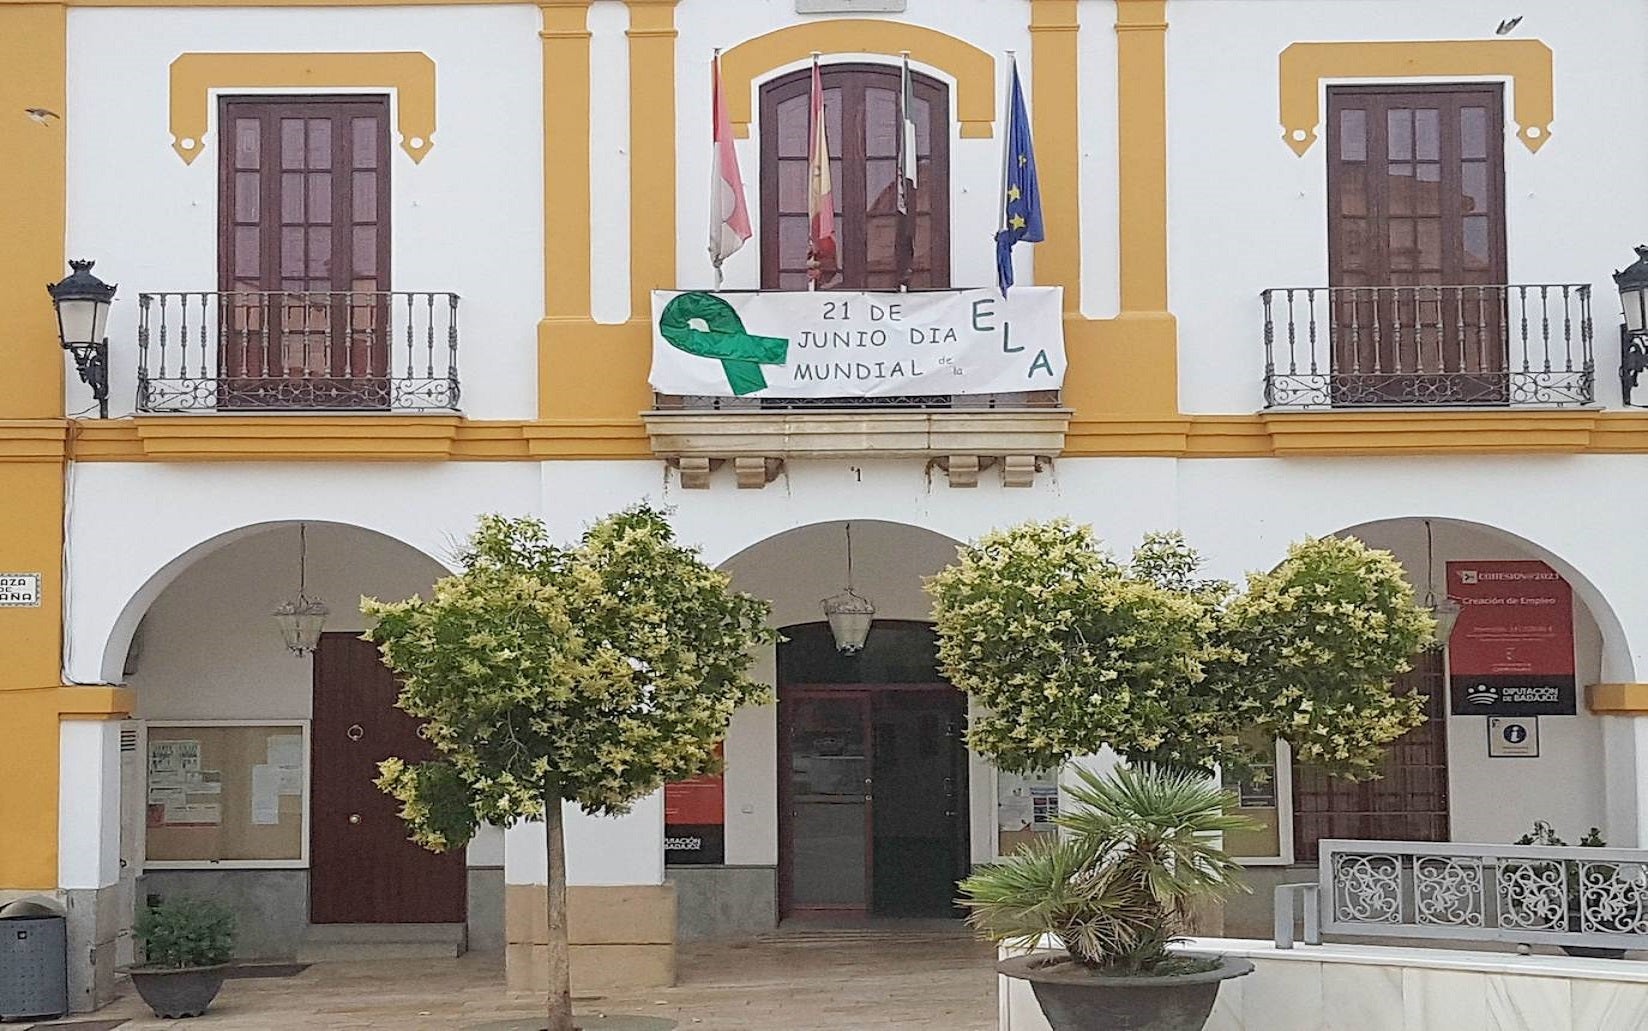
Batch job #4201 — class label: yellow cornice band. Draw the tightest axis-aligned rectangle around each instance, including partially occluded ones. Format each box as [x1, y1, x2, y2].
[719, 20, 997, 140]
[1588, 684, 1648, 715]
[169, 51, 437, 164]
[20, 409, 1648, 464]
[1279, 39, 1554, 156]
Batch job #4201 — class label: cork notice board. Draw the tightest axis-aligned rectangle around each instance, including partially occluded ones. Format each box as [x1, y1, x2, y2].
[145, 723, 307, 864]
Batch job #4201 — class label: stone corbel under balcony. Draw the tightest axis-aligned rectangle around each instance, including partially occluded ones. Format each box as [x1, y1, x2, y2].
[641, 408, 1072, 489]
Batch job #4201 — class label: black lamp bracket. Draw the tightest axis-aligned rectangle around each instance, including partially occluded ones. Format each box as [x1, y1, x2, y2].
[65, 339, 110, 419]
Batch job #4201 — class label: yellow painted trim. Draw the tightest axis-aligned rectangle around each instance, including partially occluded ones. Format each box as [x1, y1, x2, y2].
[0, 1, 68, 892]
[719, 20, 997, 140]
[0, 421, 69, 462]
[1279, 40, 1555, 156]
[1028, 1, 1179, 418]
[169, 52, 437, 164]
[56, 687, 137, 720]
[537, 2, 596, 420]
[1029, 0, 1080, 314]
[15, 0, 508, 6]
[627, 0, 679, 318]
[1587, 684, 1648, 715]
[47, 409, 1648, 463]
[0, 3, 65, 420]
[1113, 0, 1169, 314]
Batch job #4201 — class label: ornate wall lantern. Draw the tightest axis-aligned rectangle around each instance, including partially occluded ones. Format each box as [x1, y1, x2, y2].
[46, 259, 115, 418]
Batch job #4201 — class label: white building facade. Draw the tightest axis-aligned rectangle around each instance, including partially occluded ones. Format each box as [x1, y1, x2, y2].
[6, 0, 1648, 1011]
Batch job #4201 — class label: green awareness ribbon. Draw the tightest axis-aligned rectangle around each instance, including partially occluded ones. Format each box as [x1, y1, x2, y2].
[659, 292, 789, 396]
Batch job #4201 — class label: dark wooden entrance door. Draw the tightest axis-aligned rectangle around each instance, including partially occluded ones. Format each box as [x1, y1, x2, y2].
[310, 632, 466, 923]
[1291, 650, 1450, 862]
[1327, 85, 1508, 404]
[779, 684, 968, 919]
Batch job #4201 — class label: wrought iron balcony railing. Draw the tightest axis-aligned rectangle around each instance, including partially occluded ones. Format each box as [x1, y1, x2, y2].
[1262, 283, 1593, 409]
[1275, 839, 1648, 955]
[137, 290, 460, 413]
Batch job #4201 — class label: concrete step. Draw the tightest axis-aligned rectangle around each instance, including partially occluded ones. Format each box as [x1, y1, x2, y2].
[298, 922, 467, 962]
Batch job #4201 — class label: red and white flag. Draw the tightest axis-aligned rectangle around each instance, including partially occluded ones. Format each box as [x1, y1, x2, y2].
[807, 55, 838, 287]
[709, 50, 752, 287]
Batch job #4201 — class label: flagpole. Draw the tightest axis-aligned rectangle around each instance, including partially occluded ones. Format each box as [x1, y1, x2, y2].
[712, 48, 724, 289]
[898, 50, 913, 293]
[808, 51, 822, 293]
[999, 51, 1015, 238]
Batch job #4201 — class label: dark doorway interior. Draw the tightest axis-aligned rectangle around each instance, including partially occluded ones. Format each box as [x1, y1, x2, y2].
[778, 622, 970, 920]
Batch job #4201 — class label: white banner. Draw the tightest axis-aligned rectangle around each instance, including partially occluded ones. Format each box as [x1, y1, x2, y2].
[649, 287, 1064, 398]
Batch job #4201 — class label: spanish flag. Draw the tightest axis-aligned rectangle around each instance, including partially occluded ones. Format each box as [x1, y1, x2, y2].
[807, 54, 838, 287]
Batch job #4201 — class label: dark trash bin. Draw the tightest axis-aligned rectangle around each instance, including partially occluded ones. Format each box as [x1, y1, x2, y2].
[0, 899, 67, 1021]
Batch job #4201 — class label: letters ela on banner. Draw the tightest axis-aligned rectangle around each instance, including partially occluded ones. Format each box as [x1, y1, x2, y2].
[1447, 560, 1576, 716]
[649, 287, 1065, 399]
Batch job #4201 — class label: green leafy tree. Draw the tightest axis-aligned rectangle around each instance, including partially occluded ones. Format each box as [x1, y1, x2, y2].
[362, 506, 774, 1031]
[926, 521, 1434, 780]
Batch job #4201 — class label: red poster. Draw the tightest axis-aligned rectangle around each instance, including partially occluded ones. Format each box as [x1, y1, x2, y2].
[664, 774, 724, 825]
[1446, 560, 1575, 715]
[664, 746, 725, 865]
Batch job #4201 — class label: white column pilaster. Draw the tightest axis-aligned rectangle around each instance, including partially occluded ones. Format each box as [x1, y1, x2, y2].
[58, 720, 120, 891]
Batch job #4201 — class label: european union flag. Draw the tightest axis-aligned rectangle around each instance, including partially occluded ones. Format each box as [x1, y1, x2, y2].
[996, 57, 1044, 295]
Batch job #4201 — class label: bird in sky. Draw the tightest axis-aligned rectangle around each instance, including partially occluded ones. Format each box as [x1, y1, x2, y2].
[1496, 15, 1523, 35]
[24, 107, 61, 124]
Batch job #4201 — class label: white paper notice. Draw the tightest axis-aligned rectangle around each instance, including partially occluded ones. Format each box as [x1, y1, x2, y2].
[267, 734, 304, 769]
[148, 787, 187, 808]
[275, 766, 304, 795]
[250, 764, 281, 825]
[997, 793, 1033, 832]
[167, 803, 220, 825]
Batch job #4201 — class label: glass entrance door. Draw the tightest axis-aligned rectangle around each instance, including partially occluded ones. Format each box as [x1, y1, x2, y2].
[784, 693, 873, 913]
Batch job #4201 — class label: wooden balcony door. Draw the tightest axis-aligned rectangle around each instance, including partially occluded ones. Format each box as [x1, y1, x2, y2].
[1292, 651, 1450, 862]
[1327, 85, 1508, 404]
[219, 96, 391, 409]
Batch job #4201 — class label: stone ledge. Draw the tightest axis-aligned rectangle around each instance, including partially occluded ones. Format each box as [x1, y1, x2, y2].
[641, 408, 1071, 488]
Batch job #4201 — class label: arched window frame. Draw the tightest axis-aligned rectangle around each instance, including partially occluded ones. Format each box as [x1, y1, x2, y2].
[758, 63, 952, 291]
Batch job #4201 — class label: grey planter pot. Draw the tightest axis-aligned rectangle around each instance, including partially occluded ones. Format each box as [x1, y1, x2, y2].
[126, 963, 229, 1018]
[998, 951, 1254, 1031]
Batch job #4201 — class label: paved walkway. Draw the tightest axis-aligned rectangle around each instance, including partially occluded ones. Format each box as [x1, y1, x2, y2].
[44, 933, 998, 1030]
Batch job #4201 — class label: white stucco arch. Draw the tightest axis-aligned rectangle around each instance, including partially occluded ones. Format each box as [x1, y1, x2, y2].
[1323, 515, 1635, 685]
[64, 461, 541, 684]
[94, 519, 451, 687]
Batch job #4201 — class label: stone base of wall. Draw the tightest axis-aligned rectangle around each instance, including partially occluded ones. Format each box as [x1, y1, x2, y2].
[668, 866, 776, 941]
[505, 884, 677, 993]
[467, 867, 505, 952]
[140, 869, 309, 960]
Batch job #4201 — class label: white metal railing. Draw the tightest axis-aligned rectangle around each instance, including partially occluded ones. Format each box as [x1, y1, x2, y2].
[1274, 839, 1648, 953]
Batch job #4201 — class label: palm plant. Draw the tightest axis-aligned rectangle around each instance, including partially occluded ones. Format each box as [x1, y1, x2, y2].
[961, 764, 1254, 974]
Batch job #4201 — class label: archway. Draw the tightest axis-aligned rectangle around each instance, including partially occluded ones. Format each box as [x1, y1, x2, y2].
[1325, 518, 1621, 847]
[108, 521, 497, 963]
[666, 520, 986, 935]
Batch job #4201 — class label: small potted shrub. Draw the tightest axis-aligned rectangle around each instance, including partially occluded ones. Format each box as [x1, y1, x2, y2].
[963, 765, 1255, 1031]
[1514, 820, 1630, 959]
[127, 896, 236, 1018]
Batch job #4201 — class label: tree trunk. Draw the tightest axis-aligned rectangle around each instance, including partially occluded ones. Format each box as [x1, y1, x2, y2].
[544, 791, 575, 1031]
